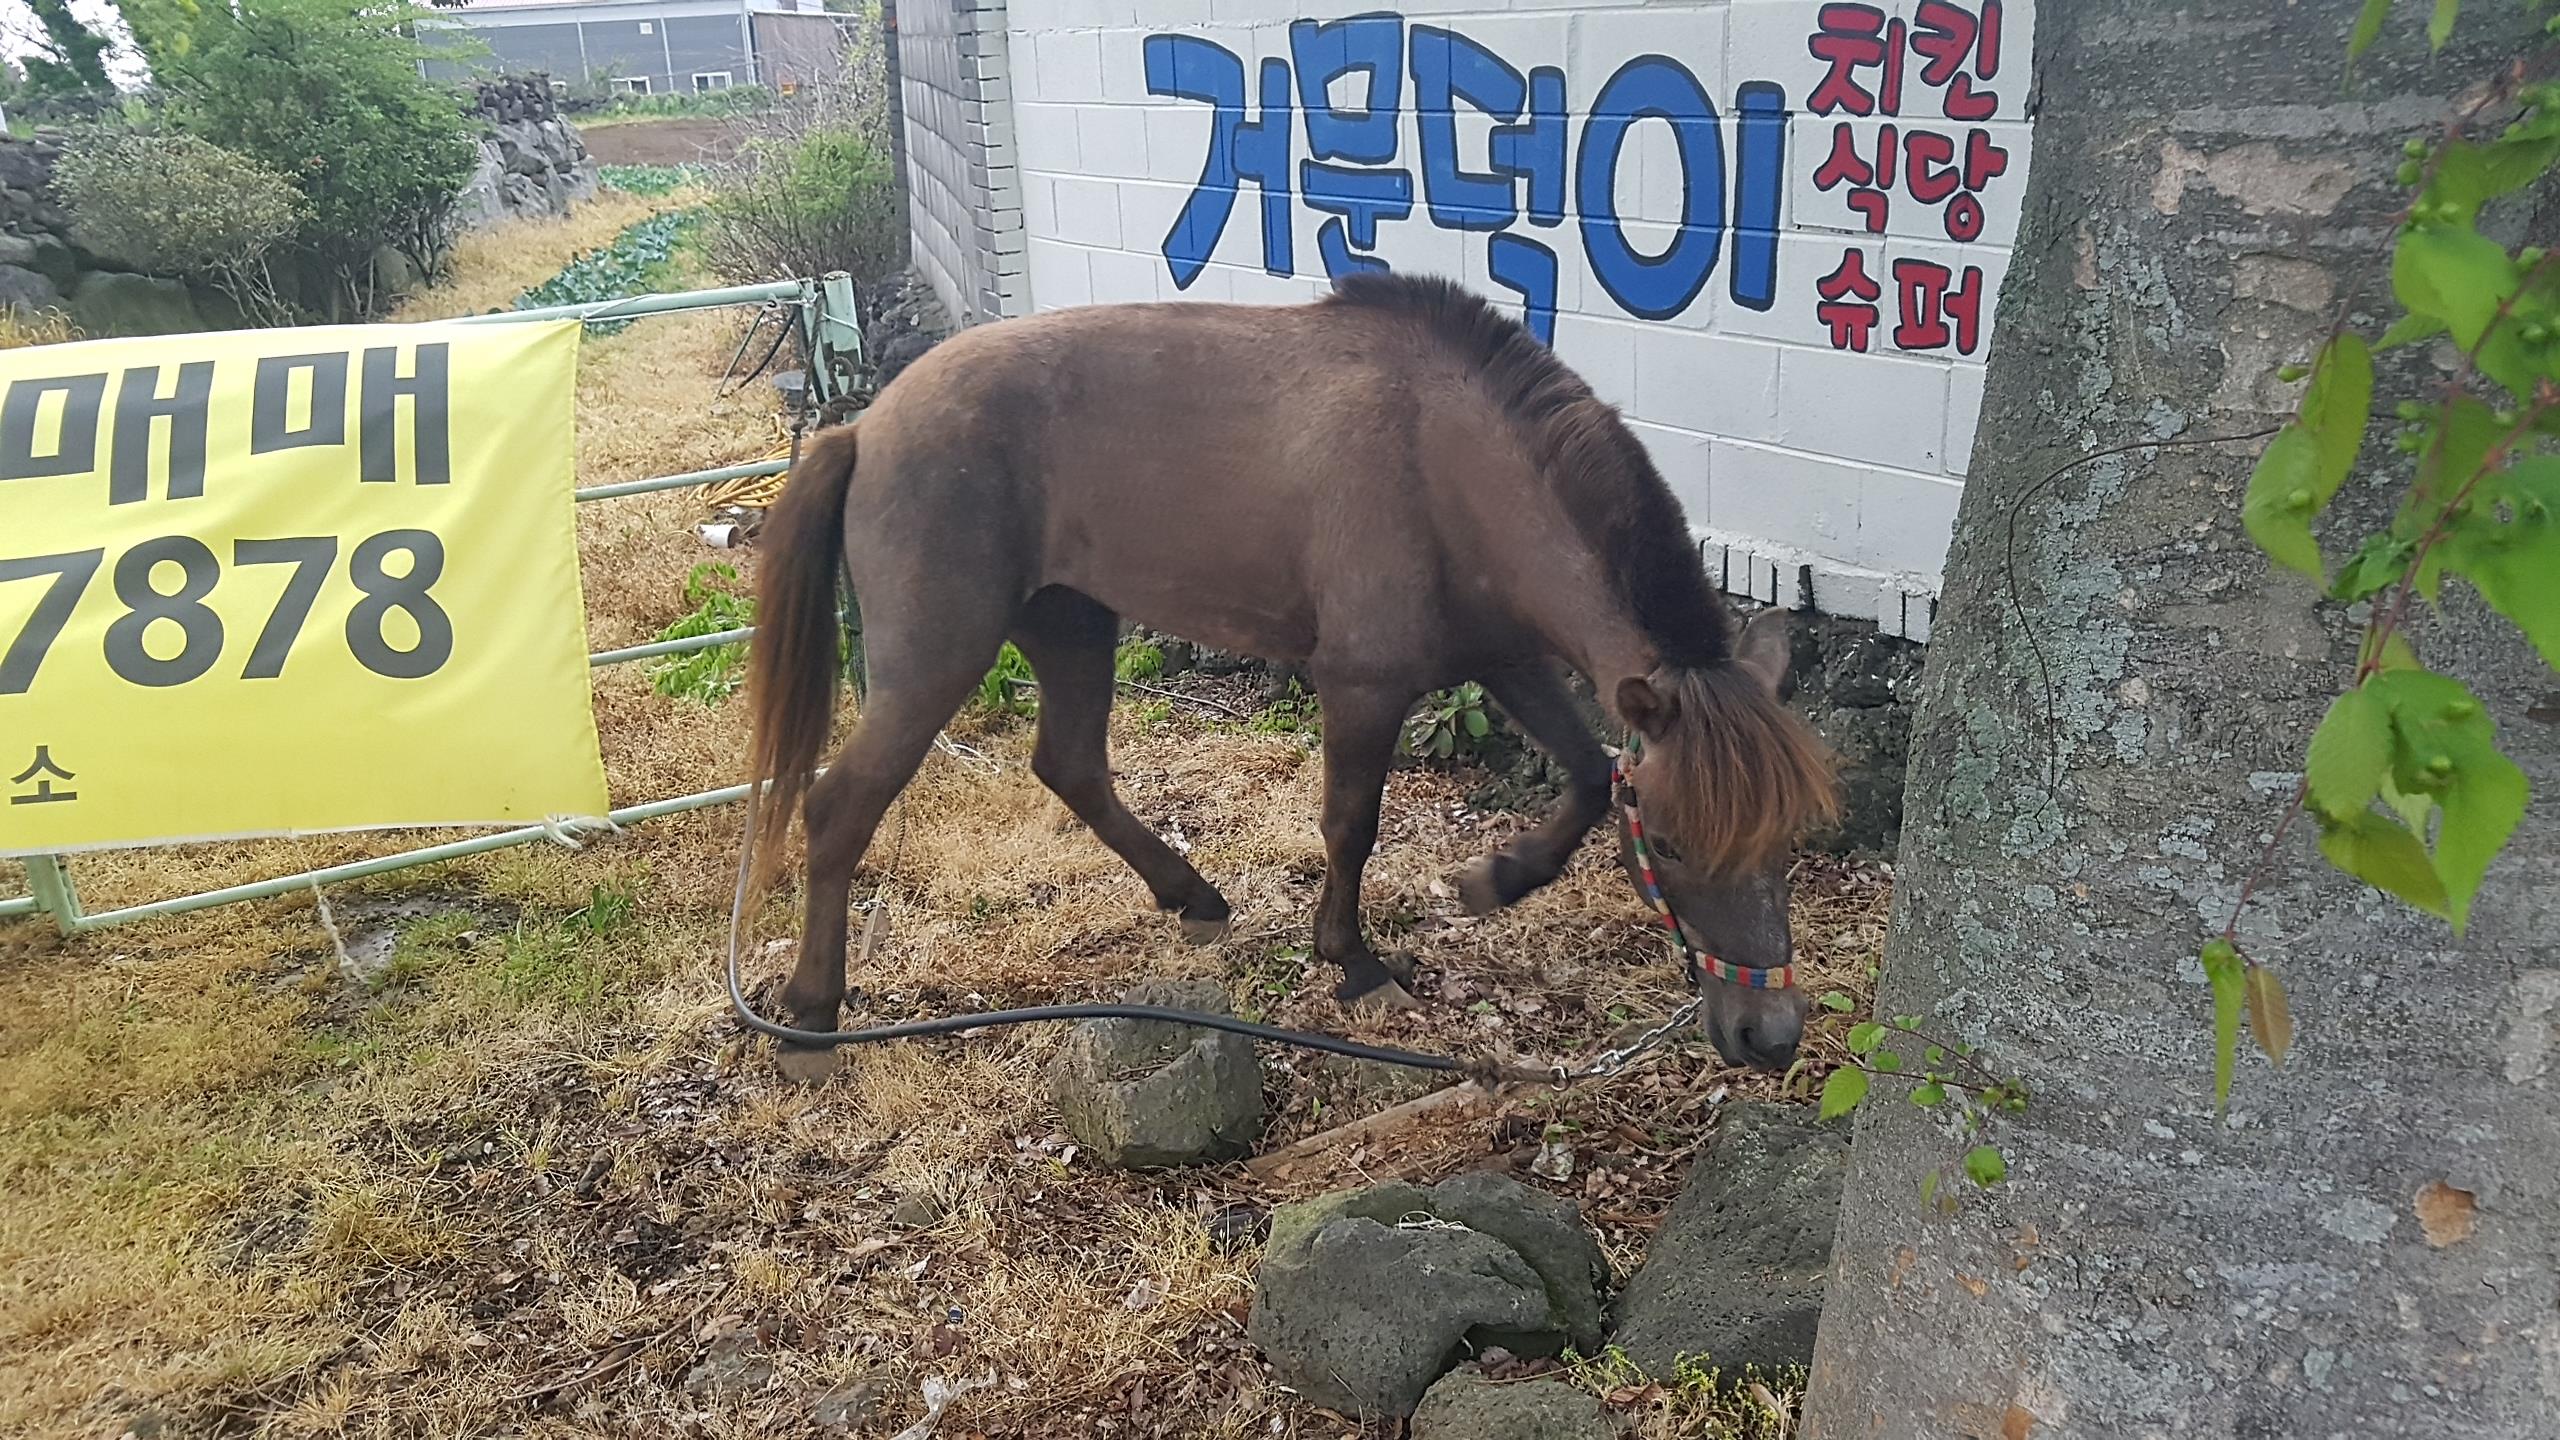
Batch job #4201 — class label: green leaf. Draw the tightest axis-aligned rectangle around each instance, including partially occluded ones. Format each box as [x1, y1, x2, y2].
[2243, 427, 2328, 578]
[2369, 668, 2527, 929]
[2350, 0, 2391, 59]
[2301, 334, 2375, 493]
[1963, 1146, 2008, 1187]
[2203, 939, 2245, 1111]
[2394, 226, 2518, 350]
[1430, 728, 1454, 759]
[1463, 708, 1491, 739]
[2319, 810, 2453, 921]
[1818, 1066, 1869, 1121]
[2377, 311, 2447, 350]
[2378, 768, 2438, 836]
[2427, 0, 2458, 50]
[1847, 1021, 1885, 1055]
[2442, 457, 2560, 669]
[2306, 685, 2392, 822]
[1874, 1050, 1905, 1074]
[1818, 991, 1856, 1013]
[2330, 534, 2416, 602]
[1919, 1168, 1942, 1208]
[2246, 966, 2294, 1066]
[1911, 1079, 1947, 1107]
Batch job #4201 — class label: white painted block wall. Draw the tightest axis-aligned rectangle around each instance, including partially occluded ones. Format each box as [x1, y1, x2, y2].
[980, 0, 2036, 638]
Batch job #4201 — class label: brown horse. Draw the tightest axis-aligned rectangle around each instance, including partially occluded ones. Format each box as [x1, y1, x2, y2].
[744, 273, 1836, 1070]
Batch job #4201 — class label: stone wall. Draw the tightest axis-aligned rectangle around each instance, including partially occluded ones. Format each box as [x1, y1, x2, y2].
[454, 74, 602, 229]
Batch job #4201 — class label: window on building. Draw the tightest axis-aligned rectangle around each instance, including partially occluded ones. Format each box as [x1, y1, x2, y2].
[609, 75, 651, 96]
[692, 71, 733, 92]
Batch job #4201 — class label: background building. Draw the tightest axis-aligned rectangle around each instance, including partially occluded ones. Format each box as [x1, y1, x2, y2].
[424, 0, 862, 99]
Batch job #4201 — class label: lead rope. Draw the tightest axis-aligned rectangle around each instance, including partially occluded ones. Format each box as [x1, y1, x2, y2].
[723, 748, 1729, 1083]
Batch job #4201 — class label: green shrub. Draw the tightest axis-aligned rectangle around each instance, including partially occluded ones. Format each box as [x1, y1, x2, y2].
[52, 128, 305, 324]
[974, 643, 1037, 719]
[646, 562, 754, 704]
[143, 0, 479, 319]
[1404, 683, 1496, 761]
[702, 125, 902, 293]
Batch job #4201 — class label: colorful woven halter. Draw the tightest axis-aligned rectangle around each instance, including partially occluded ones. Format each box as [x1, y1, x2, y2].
[1613, 745, 1797, 992]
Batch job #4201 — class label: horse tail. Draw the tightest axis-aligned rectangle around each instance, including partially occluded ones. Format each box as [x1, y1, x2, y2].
[744, 420, 859, 903]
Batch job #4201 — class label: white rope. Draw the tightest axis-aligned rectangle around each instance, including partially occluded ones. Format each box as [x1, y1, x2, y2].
[537, 814, 623, 850]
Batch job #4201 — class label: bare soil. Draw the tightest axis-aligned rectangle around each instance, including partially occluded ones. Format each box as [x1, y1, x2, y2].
[580, 118, 748, 167]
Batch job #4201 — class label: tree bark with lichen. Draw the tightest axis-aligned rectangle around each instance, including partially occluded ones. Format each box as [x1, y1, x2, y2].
[1801, 3, 2560, 1436]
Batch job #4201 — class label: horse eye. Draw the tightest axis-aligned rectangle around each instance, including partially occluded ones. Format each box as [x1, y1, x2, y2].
[1652, 839, 1684, 864]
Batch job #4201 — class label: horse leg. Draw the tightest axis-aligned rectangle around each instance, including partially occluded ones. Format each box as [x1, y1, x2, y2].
[1012, 589, 1231, 939]
[779, 603, 1011, 1042]
[1456, 664, 1614, 915]
[1311, 682, 1420, 1010]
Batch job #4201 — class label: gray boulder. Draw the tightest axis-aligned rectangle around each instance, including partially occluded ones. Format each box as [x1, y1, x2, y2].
[0, 263, 63, 317]
[70, 271, 201, 338]
[1410, 1367, 1619, 1440]
[1608, 1101, 1846, 1377]
[1249, 1172, 1607, 1419]
[1046, 977, 1262, 1169]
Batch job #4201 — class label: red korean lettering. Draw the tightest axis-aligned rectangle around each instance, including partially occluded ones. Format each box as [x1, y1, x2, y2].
[1891, 258, 1986, 355]
[1814, 122, 1899, 233]
[1904, 130, 1960, 204]
[1911, 0, 2000, 120]
[1808, 5, 1905, 117]
[1817, 249, 1884, 353]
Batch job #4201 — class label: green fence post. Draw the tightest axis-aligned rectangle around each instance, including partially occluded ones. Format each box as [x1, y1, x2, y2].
[24, 855, 79, 935]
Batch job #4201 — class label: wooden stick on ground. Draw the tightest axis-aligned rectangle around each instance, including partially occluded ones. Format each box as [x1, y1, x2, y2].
[1245, 1082, 1495, 1183]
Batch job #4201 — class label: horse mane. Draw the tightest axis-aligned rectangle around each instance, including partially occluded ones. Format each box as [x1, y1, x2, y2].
[1324, 271, 1836, 866]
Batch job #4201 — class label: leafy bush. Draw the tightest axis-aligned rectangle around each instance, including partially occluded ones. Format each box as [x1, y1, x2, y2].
[1403, 683, 1496, 760]
[514, 211, 696, 331]
[592, 83, 772, 121]
[1113, 637, 1166, 684]
[53, 128, 305, 324]
[974, 643, 1037, 719]
[647, 563, 754, 704]
[141, 0, 478, 319]
[698, 45, 903, 295]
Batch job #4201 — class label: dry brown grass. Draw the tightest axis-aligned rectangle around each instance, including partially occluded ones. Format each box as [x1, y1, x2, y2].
[391, 189, 693, 323]
[0, 217, 1882, 1439]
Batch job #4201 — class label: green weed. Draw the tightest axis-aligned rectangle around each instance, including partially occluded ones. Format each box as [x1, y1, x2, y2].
[647, 563, 755, 704]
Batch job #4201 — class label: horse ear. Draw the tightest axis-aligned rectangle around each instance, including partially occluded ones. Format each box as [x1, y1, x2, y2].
[1734, 607, 1791, 698]
[1616, 675, 1678, 740]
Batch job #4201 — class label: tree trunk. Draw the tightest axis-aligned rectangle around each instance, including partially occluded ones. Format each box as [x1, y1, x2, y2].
[1801, 4, 2560, 1438]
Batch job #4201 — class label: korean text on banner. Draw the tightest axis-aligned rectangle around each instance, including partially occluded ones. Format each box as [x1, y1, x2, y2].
[0, 319, 609, 855]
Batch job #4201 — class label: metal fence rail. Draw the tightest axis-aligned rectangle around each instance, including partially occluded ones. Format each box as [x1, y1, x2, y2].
[5, 272, 863, 935]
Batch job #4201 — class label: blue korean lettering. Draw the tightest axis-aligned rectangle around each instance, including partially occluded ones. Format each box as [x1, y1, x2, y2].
[1290, 15, 1402, 164]
[1303, 163, 1412, 278]
[1576, 54, 1722, 323]
[1486, 234, 1558, 345]
[1412, 25, 1522, 230]
[1729, 80, 1787, 312]
[1144, 34, 1296, 286]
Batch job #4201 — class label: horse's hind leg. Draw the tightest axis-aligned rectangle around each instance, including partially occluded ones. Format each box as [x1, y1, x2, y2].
[779, 598, 1011, 1041]
[1456, 664, 1613, 915]
[1311, 680, 1422, 1010]
[1012, 588, 1230, 937]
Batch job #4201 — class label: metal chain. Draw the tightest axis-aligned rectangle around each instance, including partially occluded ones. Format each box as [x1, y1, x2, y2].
[1564, 991, 1708, 1081]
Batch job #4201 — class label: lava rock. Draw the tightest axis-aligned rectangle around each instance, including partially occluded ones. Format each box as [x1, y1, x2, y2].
[1410, 1366, 1620, 1440]
[1608, 1101, 1846, 1378]
[1046, 977, 1263, 1169]
[1249, 1172, 1606, 1419]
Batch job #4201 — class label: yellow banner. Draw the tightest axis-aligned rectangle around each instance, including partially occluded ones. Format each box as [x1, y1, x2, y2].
[0, 319, 608, 855]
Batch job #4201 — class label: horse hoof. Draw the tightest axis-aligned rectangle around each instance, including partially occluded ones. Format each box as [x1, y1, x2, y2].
[775, 1044, 843, 1086]
[1456, 857, 1507, 916]
[1350, 979, 1422, 1015]
[1180, 914, 1231, 946]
